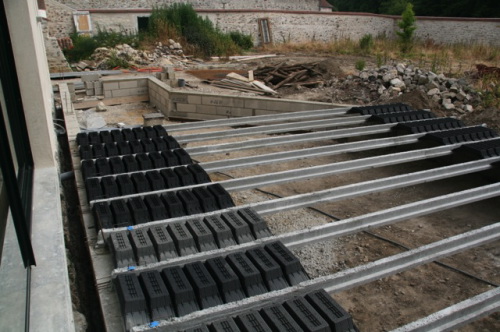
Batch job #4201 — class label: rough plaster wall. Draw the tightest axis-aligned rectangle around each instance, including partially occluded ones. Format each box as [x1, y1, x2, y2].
[415, 19, 500, 45]
[56, 0, 320, 11]
[46, 0, 75, 38]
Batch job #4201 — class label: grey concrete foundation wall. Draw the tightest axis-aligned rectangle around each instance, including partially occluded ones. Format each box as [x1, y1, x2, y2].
[148, 77, 332, 121]
[102, 77, 149, 98]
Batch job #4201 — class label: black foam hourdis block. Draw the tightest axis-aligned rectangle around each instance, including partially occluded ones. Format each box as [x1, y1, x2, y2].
[305, 289, 356, 332]
[283, 297, 329, 332]
[265, 241, 309, 285]
[184, 261, 223, 309]
[260, 304, 303, 332]
[139, 270, 175, 321]
[115, 273, 147, 315]
[226, 252, 267, 297]
[246, 247, 289, 291]
[205, 257, 245, 303]
[162, 266, 199, 317]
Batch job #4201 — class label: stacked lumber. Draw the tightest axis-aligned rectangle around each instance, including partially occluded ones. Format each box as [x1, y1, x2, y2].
[254, 62, 325, 89]
[205, 72, 278, 95]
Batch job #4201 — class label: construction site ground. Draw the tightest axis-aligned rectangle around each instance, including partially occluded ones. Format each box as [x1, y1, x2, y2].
[65, 53, 500, 331]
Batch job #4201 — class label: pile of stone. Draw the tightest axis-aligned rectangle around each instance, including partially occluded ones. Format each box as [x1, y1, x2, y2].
[88, 40, 185, 70]
[348, 63, 478, 114]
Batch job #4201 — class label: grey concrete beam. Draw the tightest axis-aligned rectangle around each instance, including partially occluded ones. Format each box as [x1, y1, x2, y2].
[391, 287, 500, 332]
[175, 116, 370, 143]
[166, 107, 351, 132]
[185, 123, 394, 156]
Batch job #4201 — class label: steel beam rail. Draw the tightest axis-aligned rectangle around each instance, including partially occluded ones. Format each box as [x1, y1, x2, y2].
[251, 156, 500, 216]
[390, 287, 500, 332]
[99, 157, 500, 233]
[86, 134, 423, 181]
[175, 115, 370, 143]
[185, 123, 394, 156]
[165, 107, 351, 133]
[130, 223, 500, 332]
[90, 143, 461, 207]
[112, 182, 500, 273]
[220, 145, 456, 192]
[201, 134, 423, 172]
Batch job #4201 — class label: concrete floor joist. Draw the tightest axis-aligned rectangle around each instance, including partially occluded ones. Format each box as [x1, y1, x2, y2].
[166, 107, 351, 133]
[175, 115, 370, 143]
[390, 287, 500, 332]
[127, 223, 500, 331]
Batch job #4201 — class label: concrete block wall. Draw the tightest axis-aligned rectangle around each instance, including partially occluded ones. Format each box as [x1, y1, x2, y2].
[46, 0, 75, 38]
[102, 78, 149, 98]
[148, 77, 332, 121]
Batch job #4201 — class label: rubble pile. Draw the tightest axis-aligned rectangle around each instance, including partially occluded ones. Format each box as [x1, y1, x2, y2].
[254, 63, 325, 89]
[75, 40, 186, 70]
[338, 63, 479, 114]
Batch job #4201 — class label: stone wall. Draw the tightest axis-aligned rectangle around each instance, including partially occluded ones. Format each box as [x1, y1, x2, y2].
[46, 0, 75, 38]
[87, 10, 500, 46]
[41, 19, 71, 72]
[56, 0, 320, 11]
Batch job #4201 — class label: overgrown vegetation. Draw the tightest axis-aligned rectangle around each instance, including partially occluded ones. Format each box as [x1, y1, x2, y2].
[359, 34, 374, 54]
[145, 4, 252, 58]
[64, 4, 253, 62]
[64, 27, 139, 62]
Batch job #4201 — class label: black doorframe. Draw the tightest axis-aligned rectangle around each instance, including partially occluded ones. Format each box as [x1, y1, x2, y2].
[0, 0, 36, 268]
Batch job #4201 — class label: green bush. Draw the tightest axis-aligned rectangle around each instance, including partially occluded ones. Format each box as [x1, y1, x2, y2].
[93, 26, 140, 48]
[64, 33, 98, 62]
[355, 60, 366, 71]
[103, 52, 132, 69]
[229, 31, 253, 50]
[359, 34, 374, 53]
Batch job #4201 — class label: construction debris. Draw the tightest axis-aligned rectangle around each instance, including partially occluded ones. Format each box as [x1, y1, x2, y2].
[254, 62, 325, 89]
[205, 71, 278, 95]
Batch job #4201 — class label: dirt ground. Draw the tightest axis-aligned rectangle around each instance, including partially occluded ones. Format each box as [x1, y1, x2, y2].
[69, 53, 500, 331]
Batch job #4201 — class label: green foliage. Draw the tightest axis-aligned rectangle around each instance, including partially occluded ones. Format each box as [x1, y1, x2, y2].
[64, 33, 98, 62]
[355, 60, 366, 71]
[147, 4, 251, 58]
[331, 0, 500, 17]
[103, 52, 132, 69]
[380, 0, 409, 15]
[93, 26, 140, 48]
[229, 31, 253, 50]
[396, 3, 417, 53]
[359, 34, 374, 53]
[63, 27, 140, 63]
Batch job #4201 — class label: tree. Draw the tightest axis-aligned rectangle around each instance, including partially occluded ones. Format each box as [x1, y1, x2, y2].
[380, 0, 409, 15]
[396, 3, 417, 53]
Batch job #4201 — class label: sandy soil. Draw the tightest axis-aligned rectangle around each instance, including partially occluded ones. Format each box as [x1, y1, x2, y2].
[70, 53, 500, 331]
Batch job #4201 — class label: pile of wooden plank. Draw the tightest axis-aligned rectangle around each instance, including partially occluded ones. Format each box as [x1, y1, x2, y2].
[205, 71, 278, 95]
[254, 62, 325, 89]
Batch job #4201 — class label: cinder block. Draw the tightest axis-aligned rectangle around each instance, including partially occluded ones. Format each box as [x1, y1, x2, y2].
[176, 103, 197, 113]
[119, 80, 138, 89]
[244, 99, 268, 109]
[81, 73, 100, 82]
[187, 95, 202, 104]
[104, 91, 112, 98]
[255, 109, 278, 116]
[103, 82, 119, 91]
[137, 79, 148, 87]
[171, 95, 188, 103]
[201, 96, 234, 107]
[196, 105, 217, 114]
[86, 89, 94, 96]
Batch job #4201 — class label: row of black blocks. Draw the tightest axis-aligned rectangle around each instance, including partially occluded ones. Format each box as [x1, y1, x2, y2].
[108, 207, 273, 267]
[86, 164, 209, 202]
[393, 117, 464, 134]
[115, 241, 310, 320]
[422, 126, 498, 145]
[79, 136, 181, 160]
[369, 110, 436, 124]
[76, 125, 168, 146]
[81, 149, 192, 179]
[348, 103, 413, 115]
[93, 184, 234, 229]
[184, 290, 356, 332]
[454, 138, 500, 159]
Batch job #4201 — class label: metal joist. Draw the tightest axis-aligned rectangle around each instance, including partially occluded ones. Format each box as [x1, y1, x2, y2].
[129, 223, 500, 331]
[175, 115, 370, 143]
[112, 182, 500, 274]
[166, 107, 351, 133]
[185, 124, 394, 156]
[390, 287, 500, 332]
[201, 134, 423, 172]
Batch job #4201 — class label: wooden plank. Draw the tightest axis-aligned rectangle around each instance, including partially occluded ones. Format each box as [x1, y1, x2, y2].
[274, 69, 308, 89]
[73, 95, 149, 110]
